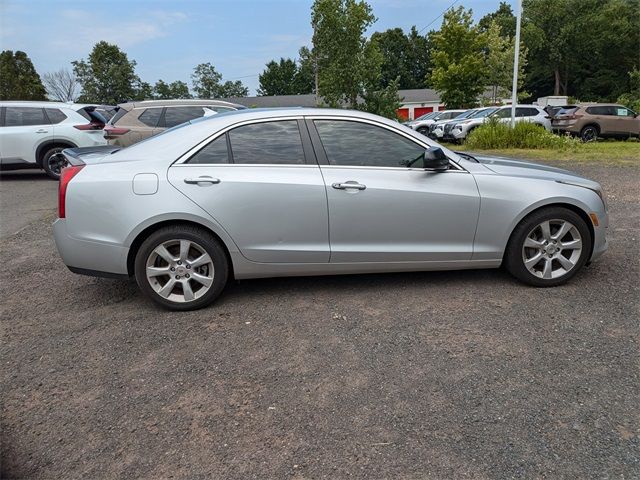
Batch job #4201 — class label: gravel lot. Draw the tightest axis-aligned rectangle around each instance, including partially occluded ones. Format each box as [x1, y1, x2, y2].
[1, 161, 638, 479]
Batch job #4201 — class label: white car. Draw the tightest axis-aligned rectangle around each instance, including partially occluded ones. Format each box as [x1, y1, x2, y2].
[404, 110, 467, 135]
[0, 101, 108, 179]
[448, 105, 552, 143]
[428, 108, 481, 140]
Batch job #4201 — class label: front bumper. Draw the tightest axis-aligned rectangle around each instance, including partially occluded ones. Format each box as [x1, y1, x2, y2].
[53, 219, 130, 278]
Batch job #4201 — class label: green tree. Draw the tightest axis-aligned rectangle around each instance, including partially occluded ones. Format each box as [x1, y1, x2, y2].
[73, 41, 141, 103]
[370, 26, 430, 89]
[258, 58, 299, 95]
[478, 2, 516, 38]
[153, 79, 191, 99]
[191, 63, 248, 98]
[311, 0, 400, 118]
[617, 67, 640, 112]
[0, 50, 47, 100]
[484, 21, 527, 103]
[428, 7, 486, 108]
[296, 46, 316, 94]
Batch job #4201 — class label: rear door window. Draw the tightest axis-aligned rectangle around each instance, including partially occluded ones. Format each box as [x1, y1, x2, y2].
[109, 108, 128, 125]
[163, 107, 207, 128]
[45, 108, 67, 124]
[4, 107, 47, 126]
[138, 108, 163, 127]
[229, 120, 305, 165]
[586, 106, 614, 115]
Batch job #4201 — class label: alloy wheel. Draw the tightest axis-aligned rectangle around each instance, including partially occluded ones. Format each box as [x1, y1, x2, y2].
[521, 219, 583, 280]
[47, 150, 68, 177]
[145, 239, 214, 303]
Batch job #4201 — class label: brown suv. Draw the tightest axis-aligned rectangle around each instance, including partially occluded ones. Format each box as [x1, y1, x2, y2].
[104, 99, 246, 147]
[552, 104, 639, 142]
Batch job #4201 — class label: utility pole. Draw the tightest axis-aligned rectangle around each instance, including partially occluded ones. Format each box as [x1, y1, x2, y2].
[510, 0, 522, 128]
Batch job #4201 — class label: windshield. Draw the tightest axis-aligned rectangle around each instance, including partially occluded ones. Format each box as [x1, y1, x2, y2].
[470, 107, 498, 118]
[454, 109, 478, 120]
[415, 111, 439, 121]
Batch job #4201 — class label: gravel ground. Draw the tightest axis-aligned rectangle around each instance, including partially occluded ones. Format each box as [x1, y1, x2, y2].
[1, 162, 638, 479]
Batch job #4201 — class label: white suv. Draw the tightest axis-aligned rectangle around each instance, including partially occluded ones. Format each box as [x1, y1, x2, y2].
[0, 102, 108, 179]
[404, 109, 467, 136]
[448, 105, 551, 143]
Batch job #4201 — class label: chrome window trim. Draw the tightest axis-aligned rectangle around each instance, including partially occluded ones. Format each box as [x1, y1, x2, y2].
[174, 113, 466, 172]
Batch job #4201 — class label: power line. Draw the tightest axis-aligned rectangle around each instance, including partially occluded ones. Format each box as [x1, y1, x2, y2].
[416, 0, 460, 34]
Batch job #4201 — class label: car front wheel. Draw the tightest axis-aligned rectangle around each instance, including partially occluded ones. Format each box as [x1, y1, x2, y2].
[505, 207, 592, 287]
[134, 225, 229, 310]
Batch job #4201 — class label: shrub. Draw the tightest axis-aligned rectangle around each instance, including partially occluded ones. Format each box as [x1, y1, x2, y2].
[465, 118, 582, 150]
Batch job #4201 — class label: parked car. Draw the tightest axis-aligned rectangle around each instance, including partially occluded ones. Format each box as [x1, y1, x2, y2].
[445, 106, 501, 142]
[0, 101, 108, 179]
[54, 108, 608, 311]
[104, 99, 246, 147]
[404, 109, 466, 135]
[552, 104, 639, 141]
[428, 108, 482, 140]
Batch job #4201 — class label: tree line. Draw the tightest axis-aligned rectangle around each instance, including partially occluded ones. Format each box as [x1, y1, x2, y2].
[1, 0, 638, 117]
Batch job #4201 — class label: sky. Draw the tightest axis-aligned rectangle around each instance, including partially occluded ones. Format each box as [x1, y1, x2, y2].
[0, 0, 516, 95]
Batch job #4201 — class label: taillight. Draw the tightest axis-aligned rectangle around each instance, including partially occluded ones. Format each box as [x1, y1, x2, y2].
[103, 125, 130, 139]
[74, 123, 103, 130]
[58, 165, 84, 218]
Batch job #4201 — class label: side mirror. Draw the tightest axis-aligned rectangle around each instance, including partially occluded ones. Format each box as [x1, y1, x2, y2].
[423, 147, 449, 172]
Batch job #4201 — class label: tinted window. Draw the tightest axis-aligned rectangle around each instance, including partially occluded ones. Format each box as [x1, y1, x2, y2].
[45, 108, 67, 124]
[229, 120, 305, 165]
[557, 107, 578, 116]
[5, 107, 47, 126]
[110, 108, 128, 125]
[163, 106, 206, 128]
[139, 108, 162, 127]
[586, 106, 614, 115]
[314, 120, 425, 168]
[493, 108, 511, 118]
[516, 107, 539, 117]
[188, 134, 229, 164]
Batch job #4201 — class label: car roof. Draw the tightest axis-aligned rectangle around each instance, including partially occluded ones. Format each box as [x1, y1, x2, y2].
[117, 99, 245, 110]
[0, 100, 85, 109]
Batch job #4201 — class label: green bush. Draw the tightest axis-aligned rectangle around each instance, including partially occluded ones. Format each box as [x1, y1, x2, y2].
[465, 119, 582, 150]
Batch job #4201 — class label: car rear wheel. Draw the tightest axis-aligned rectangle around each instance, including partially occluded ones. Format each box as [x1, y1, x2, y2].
[504, 207, 592, 287]
[42, 147, 68, 180]
[580, 125, 599, 142]
[134, 225, 229, 311]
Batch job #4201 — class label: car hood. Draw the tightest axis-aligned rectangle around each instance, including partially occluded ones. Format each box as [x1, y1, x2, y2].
[471, 154, 601, 189]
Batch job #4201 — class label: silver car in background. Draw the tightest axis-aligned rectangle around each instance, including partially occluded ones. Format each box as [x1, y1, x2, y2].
[54, 108, 608, 310]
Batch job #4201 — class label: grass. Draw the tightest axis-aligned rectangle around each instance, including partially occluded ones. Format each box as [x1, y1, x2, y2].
[443, 138, 640, 166]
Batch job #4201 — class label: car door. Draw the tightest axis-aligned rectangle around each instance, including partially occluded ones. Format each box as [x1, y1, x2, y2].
[0, 106, 52, 165]
[168, 118, 329, 263]
[308, 118, 480, 263]
[611, 106, 639, 136]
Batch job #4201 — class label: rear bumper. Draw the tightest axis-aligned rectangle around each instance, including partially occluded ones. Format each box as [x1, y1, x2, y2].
[53, 219, 130, 277]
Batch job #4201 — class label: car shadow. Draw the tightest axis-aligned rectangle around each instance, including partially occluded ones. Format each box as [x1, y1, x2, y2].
[0, 171, 51, 181]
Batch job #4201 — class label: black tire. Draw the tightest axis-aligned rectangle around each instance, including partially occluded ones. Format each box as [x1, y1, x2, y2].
[504, 207, 592, 287]
[134, 225, 229, 311]
[417, 127, 429, 136]
[41, 147, 67, 180]
[580, 125, 599, 142]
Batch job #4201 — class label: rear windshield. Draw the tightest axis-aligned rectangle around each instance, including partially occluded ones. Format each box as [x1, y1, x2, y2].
[109, 108, 128, 125]
[557, 107, 579, 116]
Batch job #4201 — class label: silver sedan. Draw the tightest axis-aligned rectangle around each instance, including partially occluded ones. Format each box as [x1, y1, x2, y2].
[54, 108, 608, 310]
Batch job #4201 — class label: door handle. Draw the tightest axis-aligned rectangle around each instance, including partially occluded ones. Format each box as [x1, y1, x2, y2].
[184, 176, 221, 185]
[332, 181, 366, 191]
[35, 129, 48, 133]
